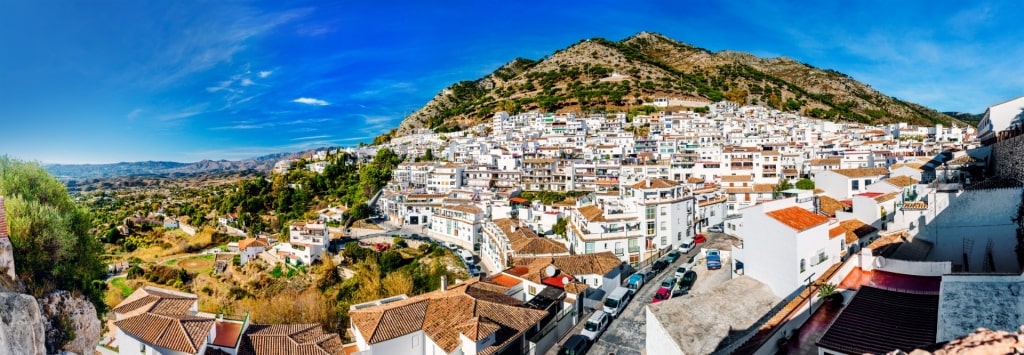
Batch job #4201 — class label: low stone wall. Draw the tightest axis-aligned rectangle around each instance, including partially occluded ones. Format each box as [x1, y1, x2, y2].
[992, 133, 1024, 184]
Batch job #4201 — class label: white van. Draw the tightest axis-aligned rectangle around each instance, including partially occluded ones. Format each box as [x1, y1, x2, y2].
[678, 238, 695, 253]
[603, 287, 631, 318]
[580, 310, 610, 340]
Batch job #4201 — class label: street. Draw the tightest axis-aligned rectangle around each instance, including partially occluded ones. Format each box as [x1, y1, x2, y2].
[549, 231, 737, 355]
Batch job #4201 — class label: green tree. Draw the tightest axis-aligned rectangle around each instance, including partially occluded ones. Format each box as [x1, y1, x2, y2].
[772, 178, 794, 198]
[552, 218, 568, 239]
[796, 178, 815, 190]
[0, 156, 107, 312]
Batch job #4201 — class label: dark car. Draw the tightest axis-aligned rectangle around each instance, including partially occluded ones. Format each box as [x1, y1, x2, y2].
[665, 250, 681, 263]
[559, 334, 591, 355]
[677, 270, 698, 292]
[651, 260, 669, 273]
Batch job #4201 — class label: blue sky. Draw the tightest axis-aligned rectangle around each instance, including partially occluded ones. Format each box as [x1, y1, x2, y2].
[1, 1, 1021, 164]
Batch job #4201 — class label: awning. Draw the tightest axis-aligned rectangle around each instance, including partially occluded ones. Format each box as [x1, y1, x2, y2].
[510, 197, 529, 203]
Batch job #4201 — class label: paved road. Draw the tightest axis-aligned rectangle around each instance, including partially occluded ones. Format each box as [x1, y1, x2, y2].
[585, 232, 734, 355]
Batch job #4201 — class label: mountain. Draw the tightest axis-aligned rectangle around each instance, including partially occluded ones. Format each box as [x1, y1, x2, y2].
[45, 150, 318, 181]
[943, 111, 983, 125]
[388, 32, 959, 139]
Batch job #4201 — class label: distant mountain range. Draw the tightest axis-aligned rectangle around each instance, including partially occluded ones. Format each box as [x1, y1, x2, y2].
[386, 31, 962, 140]
[45, 150, 317, 181]
[943, 112, 983, 125]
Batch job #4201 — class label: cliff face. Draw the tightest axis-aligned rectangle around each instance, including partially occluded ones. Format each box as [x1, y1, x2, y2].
[39, 291, 102, 355]
[0, 291, 47, 355]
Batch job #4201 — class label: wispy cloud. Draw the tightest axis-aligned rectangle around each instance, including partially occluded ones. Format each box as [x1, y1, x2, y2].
[211, 124, 264, 130]
[258, 70, 273, 78]
[126, 108, 144, 120]
[292, 97, 329, 106]
[240, 78, 255, 86]
[157, 110, 204, 121]
[291, 135, 331, 141]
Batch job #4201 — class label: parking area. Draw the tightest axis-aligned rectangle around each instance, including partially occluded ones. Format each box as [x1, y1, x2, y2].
[548, 232, 739, 355]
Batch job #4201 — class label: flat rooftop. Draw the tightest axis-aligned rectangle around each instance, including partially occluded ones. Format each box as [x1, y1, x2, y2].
[647, 275, 780, 354]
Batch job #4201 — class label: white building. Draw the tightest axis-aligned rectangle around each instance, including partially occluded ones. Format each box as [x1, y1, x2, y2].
[284, 220, 329, 265]
[426, 204, 485, 250]
[814, 168, 889, 199]
[732, 200, 843, 297]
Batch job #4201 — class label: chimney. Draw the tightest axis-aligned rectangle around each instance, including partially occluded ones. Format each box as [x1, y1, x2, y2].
[646, 179, 651, 188]
[441, 276, 447, 292]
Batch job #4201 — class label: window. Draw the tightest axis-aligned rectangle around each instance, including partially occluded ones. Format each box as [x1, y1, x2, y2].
[585, 242, 595, 253]
[661, 236, 667, 245]
[646, 206, 655, 219]
[647, 221, 655, 235]
[851, 180, 860, 190]
[660, 221, 667, 231]
[865, 179, 873, 186]
[800, 259, 806, 273]
[660, 206, 667, 216]
[677, 232, 682, 241]
[629, 238, 639, 253]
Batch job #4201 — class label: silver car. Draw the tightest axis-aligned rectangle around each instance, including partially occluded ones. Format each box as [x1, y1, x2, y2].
[580, 310, 610, 341]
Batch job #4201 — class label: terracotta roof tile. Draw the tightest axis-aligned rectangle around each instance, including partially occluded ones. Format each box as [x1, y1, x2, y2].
[563, 282, 590, 295]
[721, 175, 753, 182]
[765, 206, 830, 232]
[238, 237, 270, 251]
[903, 201, 928, 210]
[238, 324, 345, 355]
[445, 204, 484, 214]
[349, 280, 548, 354]
[830, 167, 889, 178]
[872, 191, 899, 203]
[576, 205, 604, 222]
[817, 195, 846, 217]
[885, 175, 918, 187]
[810, 158, 841, 166]
[212, 320, 244, 348]
[829, 226, 846, 239]
[114, 313, 214, 354]
[112, 286, 197, 317]
[511, 252, 622, 279]
[752, 184, 775, 193]
[839, 219, 877, 244]
[631, 178, 679, 189]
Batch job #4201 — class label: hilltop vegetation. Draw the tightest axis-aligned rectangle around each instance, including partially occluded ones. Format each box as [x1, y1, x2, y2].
[0, 156, 107, 311]
[391, 32, 958, 139]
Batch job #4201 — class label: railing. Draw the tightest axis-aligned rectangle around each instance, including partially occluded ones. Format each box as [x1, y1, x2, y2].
[615, 248, 625, 256]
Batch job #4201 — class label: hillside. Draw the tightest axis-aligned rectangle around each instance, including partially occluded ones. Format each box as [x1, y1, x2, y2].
[389, 32, 958, 138]
[45, 150, 319, 181]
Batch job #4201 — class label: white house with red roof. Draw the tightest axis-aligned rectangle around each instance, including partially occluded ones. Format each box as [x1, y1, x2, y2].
[282, 220, 328, 265]
[237, 237, 270, 266]
[732, 199, 843, 297]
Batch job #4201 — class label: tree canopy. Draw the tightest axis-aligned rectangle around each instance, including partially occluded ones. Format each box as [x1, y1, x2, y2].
[0, 156, 107, 311]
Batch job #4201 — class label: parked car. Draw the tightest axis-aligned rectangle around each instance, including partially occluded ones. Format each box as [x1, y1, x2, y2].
[559, 335, 591, 355]
[580, 310, 611, 341]
[671, 287, 687, 298]
[678, 238, 695, 253]
[674, 266, 688, 279]
[627, 273, 646, 294]
[677, 270, 698, 292]
[708, 224, 724, 233]
[651, 287, 672, 304]
[707, 249, 722, 270]
[694, 233, 707, 244]
[660, 277, 677, 289]
[665, 250, 681, 263]
[651, 260, 669, 273]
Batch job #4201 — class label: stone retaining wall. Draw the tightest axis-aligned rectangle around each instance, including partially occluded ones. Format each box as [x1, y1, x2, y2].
[992, 133, 1024, 184]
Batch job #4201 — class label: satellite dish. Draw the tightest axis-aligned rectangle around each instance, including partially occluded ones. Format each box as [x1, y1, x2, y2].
[561, 276, 570, 285]
[545, 264, 557, 277]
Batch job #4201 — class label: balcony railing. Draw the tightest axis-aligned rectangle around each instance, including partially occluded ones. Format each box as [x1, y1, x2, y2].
[615, 248, 625, 256]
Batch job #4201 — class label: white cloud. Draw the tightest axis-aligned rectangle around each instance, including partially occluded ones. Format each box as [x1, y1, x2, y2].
[292, 97, 329, 106]
[258, 70, 273, 78]
[291, 135, 331, 141]
[126, 108, 144, 120]
[240, 78, 255, 86]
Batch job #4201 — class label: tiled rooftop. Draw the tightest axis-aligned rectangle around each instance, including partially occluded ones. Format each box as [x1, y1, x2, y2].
[765, 206, 831, 232]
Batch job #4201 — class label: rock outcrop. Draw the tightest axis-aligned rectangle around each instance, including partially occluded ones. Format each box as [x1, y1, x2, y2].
[38, 291, 101, 355]
[0, 291, 47, 355]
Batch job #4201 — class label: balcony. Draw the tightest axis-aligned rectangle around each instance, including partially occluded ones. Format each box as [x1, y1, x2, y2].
[615, 248, 625, 256]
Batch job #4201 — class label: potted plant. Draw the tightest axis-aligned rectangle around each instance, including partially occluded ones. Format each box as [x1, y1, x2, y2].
[817, 283, 844, 308]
